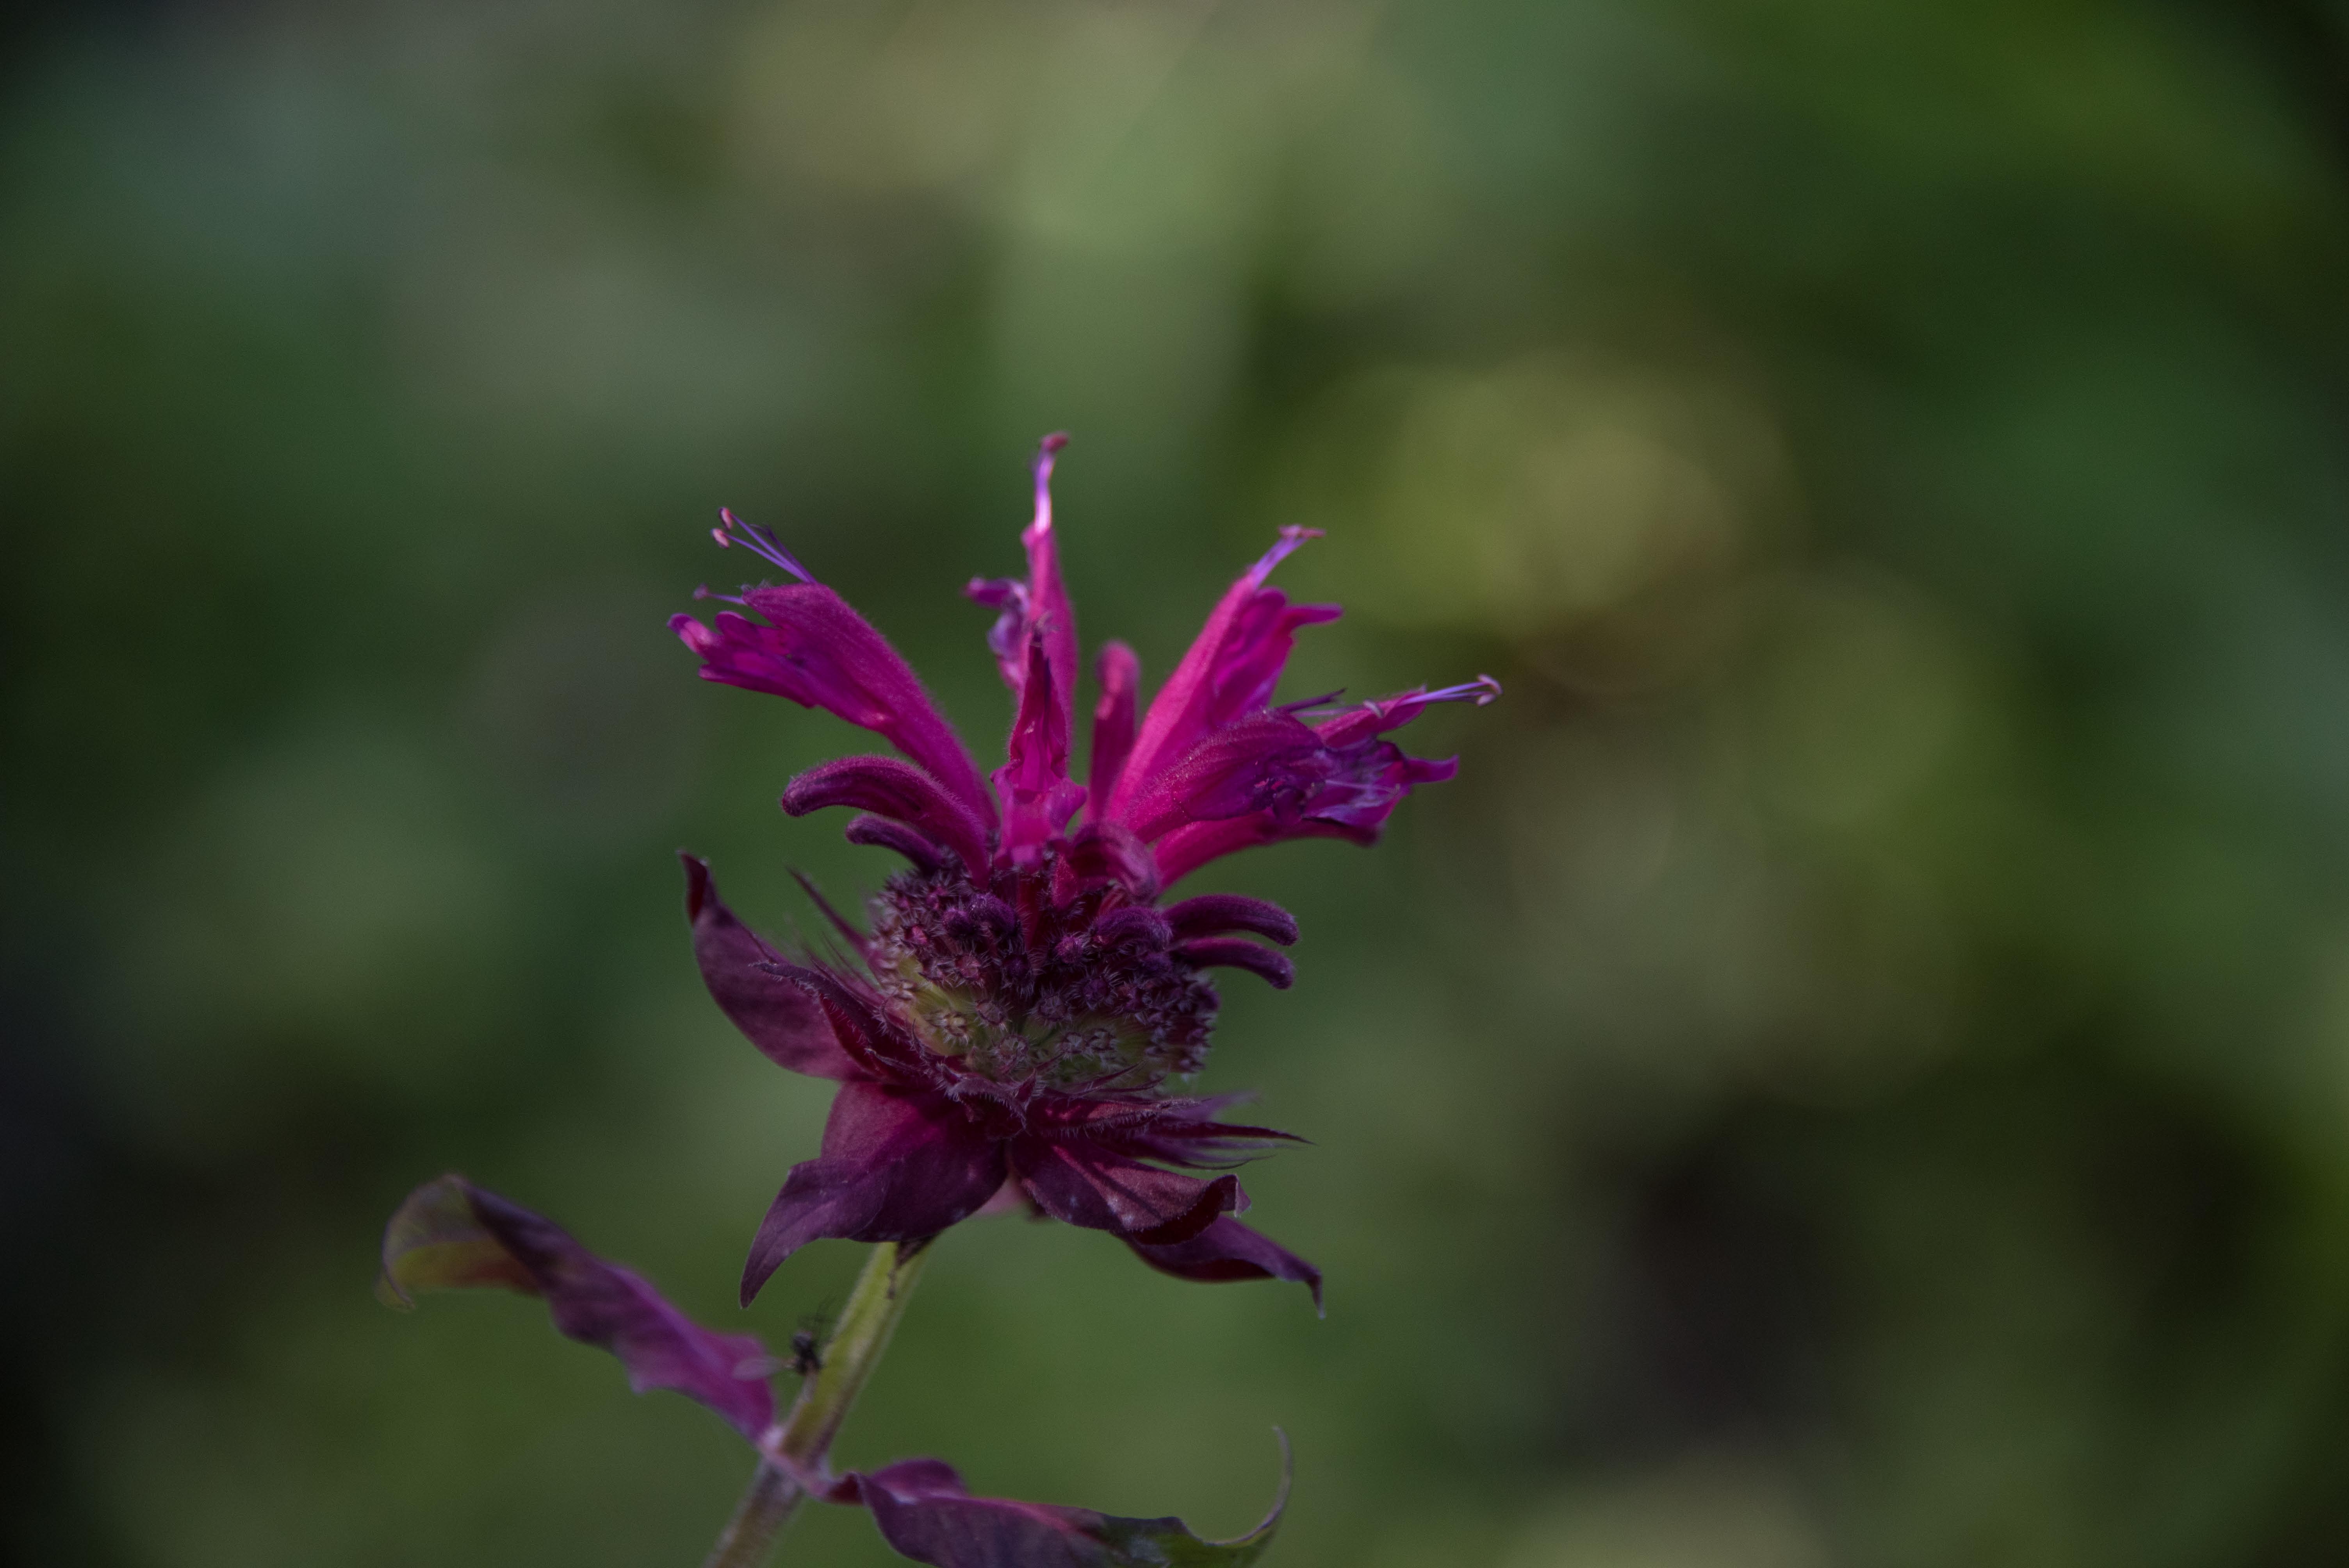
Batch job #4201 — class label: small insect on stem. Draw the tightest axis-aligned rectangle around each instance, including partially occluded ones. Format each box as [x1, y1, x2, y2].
[787, 1299, 834, 1377]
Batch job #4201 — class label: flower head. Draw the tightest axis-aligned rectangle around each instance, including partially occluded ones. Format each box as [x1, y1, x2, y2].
[674, 437, 1497, 1308]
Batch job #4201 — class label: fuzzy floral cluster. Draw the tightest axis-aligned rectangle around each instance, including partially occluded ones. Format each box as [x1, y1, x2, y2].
[861, 859, 1226, 1085]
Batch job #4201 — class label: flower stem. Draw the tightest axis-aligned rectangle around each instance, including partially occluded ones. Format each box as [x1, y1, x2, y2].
[699, 1240, 931, 1568]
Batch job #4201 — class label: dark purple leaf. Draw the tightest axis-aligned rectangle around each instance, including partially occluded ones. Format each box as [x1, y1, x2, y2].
[743, 1082, 1007, 1304]
[681, 854, 856, 1080]
[1011, 1138, 1242, 1244]
[1125, 1217, 1323, 1314]
[858, 1437, 1287, 1568]
[378, 1176, 777, 1440]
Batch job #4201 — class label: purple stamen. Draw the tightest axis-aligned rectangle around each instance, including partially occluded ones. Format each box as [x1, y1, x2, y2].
[1278, 689, 1347, 716]
[1030, 431, 1070, 529]
[713, 507, 815, 584]
[1428, 674, 1504, 707]
[1242, 526, 1324, 589]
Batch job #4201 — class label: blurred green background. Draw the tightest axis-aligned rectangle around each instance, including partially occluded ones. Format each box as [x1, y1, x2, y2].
[10, 0, 2349, 1563]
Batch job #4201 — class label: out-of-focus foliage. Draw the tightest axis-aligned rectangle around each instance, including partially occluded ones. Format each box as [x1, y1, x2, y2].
[9, 0, 2349, 1564]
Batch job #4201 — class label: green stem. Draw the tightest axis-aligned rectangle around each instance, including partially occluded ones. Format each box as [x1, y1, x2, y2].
[699, 1240, 931, 1568]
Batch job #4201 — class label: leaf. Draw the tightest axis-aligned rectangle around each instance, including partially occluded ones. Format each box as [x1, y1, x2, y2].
[859, 1431, 1290, 1568]
[377, 1174, 777, 1440]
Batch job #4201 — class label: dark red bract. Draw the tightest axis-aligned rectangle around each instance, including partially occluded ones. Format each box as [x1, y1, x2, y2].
[672, 437, 1496, 1308]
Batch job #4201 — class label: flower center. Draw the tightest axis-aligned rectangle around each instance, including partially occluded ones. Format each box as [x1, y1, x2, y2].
[865, 862, 1216, 1089]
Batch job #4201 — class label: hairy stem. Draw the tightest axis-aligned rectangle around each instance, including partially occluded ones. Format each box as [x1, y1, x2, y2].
[700, 1240, 931, 1568]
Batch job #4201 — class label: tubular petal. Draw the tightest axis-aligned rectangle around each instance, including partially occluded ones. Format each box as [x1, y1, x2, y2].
[1116, 713, 1329, 842]
[1164, 894, 1299, 946]
[843, 813, 950, 872]
[1123, 674, 1489, 879]
[741, 1083, 1008, 1304]
[1309, 675, 1503, 748]
[993, 633, 1085, 866]
[964, 435, 1078, 755]
[379, 1176, 778, 1438]
[1299, 749, 1459, 832]
[680, 854, 857, 1080]
[1091, 905, 1174, 947]
[782, 755, 992, 876]
[1087, 640, 1139, 823]
[1150, 816, 1374, 888]
[1107, 529, 1338, 818]
[673, 581, 994, 829]
[1022, 433, 1080, 750]
[1175, 938, 1296, 990]
[1063, 821, 1161, 897]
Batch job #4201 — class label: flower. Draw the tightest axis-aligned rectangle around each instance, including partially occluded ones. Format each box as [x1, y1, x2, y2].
[378, 1177, 1286, 1568]
[673, 436, 1497, 1308]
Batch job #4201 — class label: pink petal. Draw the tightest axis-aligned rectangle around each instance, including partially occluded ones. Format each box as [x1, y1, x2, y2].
[843, 813, 952, 873]
[1106, 528, 1338, 819]
[672, 582, 994, 830]
[1163, 894, 1299, 946]
[1061, 820, 1160, 898]
[781, 755, 993, 876]
[1139, 685, 1488, 883]
[1086, 640, 1139, 823]
[1115, 713, 1328, 843]
[991, 633, 1085, 867]
[1175, 937, 1295, 990]
[966, 435, 1080, 769]
[1022, 434, 1080, 748]
[1150, 816, 1373, 888]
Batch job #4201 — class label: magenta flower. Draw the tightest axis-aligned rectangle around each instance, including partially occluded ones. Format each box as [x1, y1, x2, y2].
[674, 436, 1497, 1308]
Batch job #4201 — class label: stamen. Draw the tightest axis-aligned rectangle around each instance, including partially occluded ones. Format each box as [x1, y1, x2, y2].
[1279, 688, 1347, 716]
[711, 507, 815, 583]
[1028, 432, 1069, 541]
[1352, 675, 1504, 725]
[692, 584, 749, 606]
[1426, 674, 1504, 707]
[1244, 525, 1325, 588]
